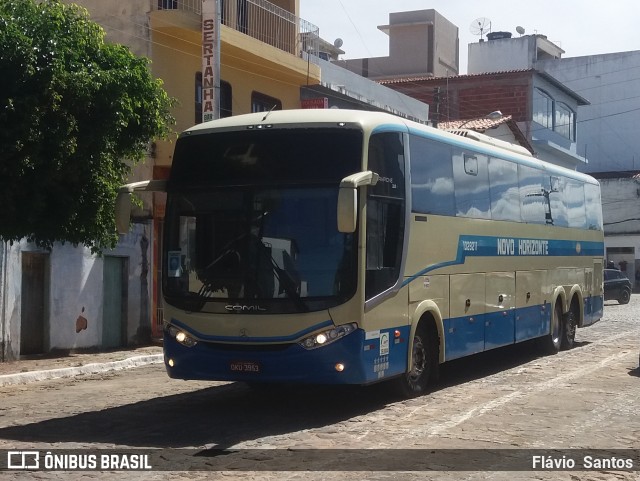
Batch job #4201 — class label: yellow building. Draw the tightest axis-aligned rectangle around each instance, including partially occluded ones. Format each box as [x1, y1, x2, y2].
[150, 0, 321, 168]
[149, 1, 322, 336]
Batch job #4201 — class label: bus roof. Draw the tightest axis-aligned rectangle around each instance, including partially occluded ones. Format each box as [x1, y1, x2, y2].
[183, 109, 598, 186]
[185, 109, 408, 134]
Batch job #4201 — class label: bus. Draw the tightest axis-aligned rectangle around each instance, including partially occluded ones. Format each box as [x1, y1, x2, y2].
[116, 109, 604, 397]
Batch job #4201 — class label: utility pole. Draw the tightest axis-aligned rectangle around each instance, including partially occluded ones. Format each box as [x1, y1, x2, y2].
[432, 87, 441, 128]
[202, 0, 221, 122]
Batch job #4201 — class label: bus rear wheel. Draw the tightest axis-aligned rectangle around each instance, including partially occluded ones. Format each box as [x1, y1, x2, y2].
[560, 309, 577, 350]
[395, 324, 434, 398]
[542, 302, 563, 354]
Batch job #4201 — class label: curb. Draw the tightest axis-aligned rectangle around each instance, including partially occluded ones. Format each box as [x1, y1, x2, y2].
[0, 354, 164, 387]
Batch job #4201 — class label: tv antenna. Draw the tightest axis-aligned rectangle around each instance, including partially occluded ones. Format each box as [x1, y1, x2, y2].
[470, 17, 492, 38]
[516, 26, 526, 36]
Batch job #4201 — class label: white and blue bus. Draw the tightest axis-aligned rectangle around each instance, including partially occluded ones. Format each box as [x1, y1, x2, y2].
[117, 109, 604, 396]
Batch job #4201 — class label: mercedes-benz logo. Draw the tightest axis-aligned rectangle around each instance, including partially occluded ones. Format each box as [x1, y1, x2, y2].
[240, 328, 248, 338]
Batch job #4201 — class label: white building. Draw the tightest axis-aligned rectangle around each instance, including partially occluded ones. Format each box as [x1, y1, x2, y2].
[467, 31, 640, 285]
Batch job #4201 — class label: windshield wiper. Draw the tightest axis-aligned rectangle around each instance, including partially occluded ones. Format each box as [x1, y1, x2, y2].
[267, 253, 308, 312]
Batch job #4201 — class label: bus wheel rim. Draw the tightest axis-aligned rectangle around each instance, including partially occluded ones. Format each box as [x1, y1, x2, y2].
[408, 335, 426, 385]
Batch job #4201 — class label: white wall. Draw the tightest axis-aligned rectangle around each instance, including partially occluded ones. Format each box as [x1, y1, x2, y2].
[538, 51, 640, 174]
[598, 176, 640, 286]
[1, 223, 151, 357]
[468, 36, 535, 74]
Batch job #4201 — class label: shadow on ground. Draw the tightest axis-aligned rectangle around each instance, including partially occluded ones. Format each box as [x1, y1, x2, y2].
[0, 339, 587, 449]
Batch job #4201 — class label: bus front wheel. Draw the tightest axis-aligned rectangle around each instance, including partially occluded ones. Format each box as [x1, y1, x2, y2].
[395, 324, 435, 398]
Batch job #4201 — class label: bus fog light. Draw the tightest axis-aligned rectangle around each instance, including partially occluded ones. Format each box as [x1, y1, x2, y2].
[335, 363, 345, 372]
[168, 358, 175, 367]
[299, 323, 358, 350]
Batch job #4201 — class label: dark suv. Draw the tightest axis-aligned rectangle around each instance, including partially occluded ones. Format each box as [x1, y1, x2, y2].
[604, 269, 632, 304]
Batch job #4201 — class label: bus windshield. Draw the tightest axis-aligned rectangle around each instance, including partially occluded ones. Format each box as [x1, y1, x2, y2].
[162, 127, 362, 314]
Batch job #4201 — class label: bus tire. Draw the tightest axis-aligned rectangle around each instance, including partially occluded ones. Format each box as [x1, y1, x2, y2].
[395, 323, 435, 398]
[560, 308, 577, 350]
[542, 301, 563, 354]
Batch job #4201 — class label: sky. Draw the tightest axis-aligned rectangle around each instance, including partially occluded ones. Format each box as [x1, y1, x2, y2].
[300, 0, 640, 73]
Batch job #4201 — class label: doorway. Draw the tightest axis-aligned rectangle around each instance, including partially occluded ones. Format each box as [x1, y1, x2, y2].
[102, 256, 128, 348]
[20, 252, 49, 355]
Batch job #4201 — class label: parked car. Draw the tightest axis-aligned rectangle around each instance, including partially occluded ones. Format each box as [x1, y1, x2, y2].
[604, 269, 632, 304]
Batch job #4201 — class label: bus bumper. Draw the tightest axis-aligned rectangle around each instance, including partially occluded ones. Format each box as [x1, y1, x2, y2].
[163, 325, 409, 385]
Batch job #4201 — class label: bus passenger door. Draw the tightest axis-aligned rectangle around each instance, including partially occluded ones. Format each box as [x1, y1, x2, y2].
[484, 272, 515, 350]
[447, 273, 485, 360]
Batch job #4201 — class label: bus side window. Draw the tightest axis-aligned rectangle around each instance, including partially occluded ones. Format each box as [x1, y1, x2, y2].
[566, 178, 587, 229]
[453, 150, 490, 219]
[585, 183, 603, 230]
[410, 136, 455, 216]
[519, 164, 549, 225]
[488, 156, 521, 222]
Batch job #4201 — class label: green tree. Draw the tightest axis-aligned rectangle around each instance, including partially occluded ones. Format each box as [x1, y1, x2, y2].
[0, 0, 174, 252]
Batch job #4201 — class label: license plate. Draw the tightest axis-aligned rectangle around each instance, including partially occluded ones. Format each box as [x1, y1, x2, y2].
[230, 361, 261, 373]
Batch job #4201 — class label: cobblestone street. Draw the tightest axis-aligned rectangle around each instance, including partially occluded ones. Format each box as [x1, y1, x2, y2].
[0, 297, 638, 481]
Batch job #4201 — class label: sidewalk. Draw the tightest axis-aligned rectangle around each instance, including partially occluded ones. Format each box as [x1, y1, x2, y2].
[0, 345, 163, 387]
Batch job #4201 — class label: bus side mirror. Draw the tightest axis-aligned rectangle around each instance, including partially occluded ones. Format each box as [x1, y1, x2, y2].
[115, 180, 167, 235]
[337, 171, 379, 233]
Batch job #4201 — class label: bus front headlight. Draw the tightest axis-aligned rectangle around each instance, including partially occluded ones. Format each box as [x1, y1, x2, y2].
[299, 323, 358, 350]
[168, 326, 198, 348]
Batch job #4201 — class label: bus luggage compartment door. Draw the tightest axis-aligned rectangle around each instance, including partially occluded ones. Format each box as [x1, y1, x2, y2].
[484, 272, 515, 350]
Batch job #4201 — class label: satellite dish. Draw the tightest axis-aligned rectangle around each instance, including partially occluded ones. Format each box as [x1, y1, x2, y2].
[333, 38, 343, 49]
[470, 17, 492, 37]
[516, 26, 525, 35]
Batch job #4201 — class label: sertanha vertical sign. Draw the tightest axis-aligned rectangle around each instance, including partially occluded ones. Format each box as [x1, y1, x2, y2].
[202, 0, 220, 122]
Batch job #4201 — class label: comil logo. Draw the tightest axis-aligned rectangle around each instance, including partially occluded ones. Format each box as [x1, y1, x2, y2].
[7, 451, 39, 470]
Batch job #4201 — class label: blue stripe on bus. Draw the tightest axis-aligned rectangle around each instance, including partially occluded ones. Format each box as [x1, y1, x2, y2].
[403, 235, 605, 287]
[443, 303, 552, 361]
[169, 318, 334, 343]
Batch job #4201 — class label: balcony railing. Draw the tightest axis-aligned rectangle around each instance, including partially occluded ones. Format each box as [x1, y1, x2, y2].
[156, 0, 320, 61]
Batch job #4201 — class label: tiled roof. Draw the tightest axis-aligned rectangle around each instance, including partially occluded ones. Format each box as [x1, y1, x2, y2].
[377, 69, 589, 105]
[438, 115, 513, 131]
[438, 115, 536, 155]
[378, 69, 534, 85]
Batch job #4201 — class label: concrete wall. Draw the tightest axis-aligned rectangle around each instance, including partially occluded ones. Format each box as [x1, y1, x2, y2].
[339, 9, 459, 79]
[432, 10, 459, 75]
[66, 0, 152, 57]
[468, 36, 535, 74]
[594, 176, 640, 287]
[0, 223, 151, 358]
[598, 177, 640, 235]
